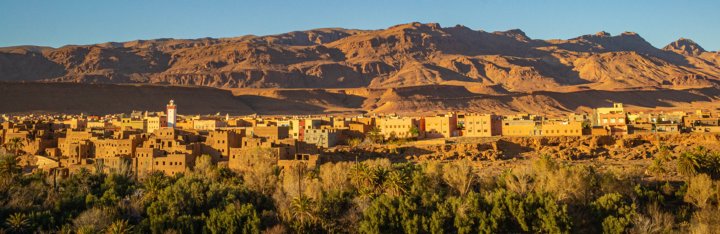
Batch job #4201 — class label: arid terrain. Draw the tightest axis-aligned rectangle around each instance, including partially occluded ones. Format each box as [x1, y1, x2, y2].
[1, 22, 720, 114]
[2, 82, 720, 115]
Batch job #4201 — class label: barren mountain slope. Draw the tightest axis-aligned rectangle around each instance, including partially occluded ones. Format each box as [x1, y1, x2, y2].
[1, 22, 718, 92]
[2, 82, 719, 116]
[1, 22, 719, 114]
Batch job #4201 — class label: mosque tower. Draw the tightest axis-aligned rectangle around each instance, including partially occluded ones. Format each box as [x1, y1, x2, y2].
[167, 100, 177, 128]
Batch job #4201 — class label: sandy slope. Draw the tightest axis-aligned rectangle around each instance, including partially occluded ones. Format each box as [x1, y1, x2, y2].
[2, 82, 719, 115]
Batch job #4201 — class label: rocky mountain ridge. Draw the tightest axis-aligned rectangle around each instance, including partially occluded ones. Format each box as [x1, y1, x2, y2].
[1, 22, 718, 92]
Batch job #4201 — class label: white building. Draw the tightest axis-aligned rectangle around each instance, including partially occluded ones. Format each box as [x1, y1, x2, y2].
[167, 100, 177, 128]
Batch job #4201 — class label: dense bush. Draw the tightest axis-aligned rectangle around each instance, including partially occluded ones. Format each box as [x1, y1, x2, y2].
[1, 150, 720, 233]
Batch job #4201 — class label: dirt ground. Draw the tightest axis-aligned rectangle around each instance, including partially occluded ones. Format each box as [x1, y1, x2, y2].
[331, 133, 720, 183]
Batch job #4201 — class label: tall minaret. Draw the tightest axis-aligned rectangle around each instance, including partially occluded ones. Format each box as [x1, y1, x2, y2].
[167, 100, 177, 128]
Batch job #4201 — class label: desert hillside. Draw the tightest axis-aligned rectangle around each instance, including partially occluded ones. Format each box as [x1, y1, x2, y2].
[2, 82, 720, 115]
[1, 22, 719, 114]
[1, 22, 718, 91]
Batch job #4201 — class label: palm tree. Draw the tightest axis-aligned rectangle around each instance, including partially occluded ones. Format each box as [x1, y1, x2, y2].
[367, 127, 383, 144]
[290, 196, 317, 230]
[676, 154, 698, 177]
[383, 169, 408, 197]
[0, 153, 21, 176]
[5, 213, 30, 233]
[351, 164, 384, 197]
[408, 126, 420, 139]
[4, 137, 26, 156]
[347, 137, 362, 148]
[105, 219, 133, 234]
[442, 160, 477, 197]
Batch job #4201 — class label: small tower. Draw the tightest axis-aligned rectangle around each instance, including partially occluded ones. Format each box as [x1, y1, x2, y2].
[167, 100, 177, 128]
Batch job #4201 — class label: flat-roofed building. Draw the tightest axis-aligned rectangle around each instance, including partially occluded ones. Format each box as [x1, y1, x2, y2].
[289, 119, 322, 141]
[691, 125, 720, 133]
[152, 153, 195, 176]
[424, 114, 458, 138]
[63, 118, 87, 130]
[250, 126, 289, 141]
[593, 103, 628, 135]
[540, 121, 583, 136]
[176, 120, 194, 130]
[134, 148, 195, 177]
[303, 129, 340, 148]
[146, 116, 167, 134]
[333, 119, 349, 129]
[58, 130, 95, 158]
[502, 119, 538, 136]
[193, 119, 227, 131]
[630, 123, 654, 134]
[377, 117, 424, 139]
[94, 136, 143, 158]
[353, 117, 375, 127]
[118, 118, 147, 132]
[683, 115, 719, 127]
[347, 122, 370, 138]
[462, 114, 502, 137]
[656, 123, 680, 133]
[3, 130, 29, 144]
[87, 121, 109, 130]
[203, 130, 243, 160]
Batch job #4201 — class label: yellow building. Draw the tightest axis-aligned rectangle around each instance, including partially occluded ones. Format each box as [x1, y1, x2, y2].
[288, 119, 321, 140]
[593, 103, 628, 135]
[462, 114, 501, 137]
[58, 130, 95, 158]
[176, 120, 194, 130]
[377, 117, 423, 139]
[87, 121, 108, 129]
[501, 119, 538, 136]
[540, 121, 583, 136]
[146, 116, 167, 134]
[691, 126, 720, 133]
[93, 135, 144, 158]
[424, 114, 458, 138]
[118, 118, 147, 131]
[333, 119, 349, 129]
[134, 149, 195, 177]
[250, 126, 289, 141]
[193, 119, 227, 131]
[502, 119, 583, 137]
[63, 118, 87, 130]
[203, 130, 243, 160]
[594, 103, 626, 126]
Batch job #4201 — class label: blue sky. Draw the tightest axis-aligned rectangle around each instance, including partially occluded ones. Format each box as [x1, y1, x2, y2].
[1, 0, 718, 50]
